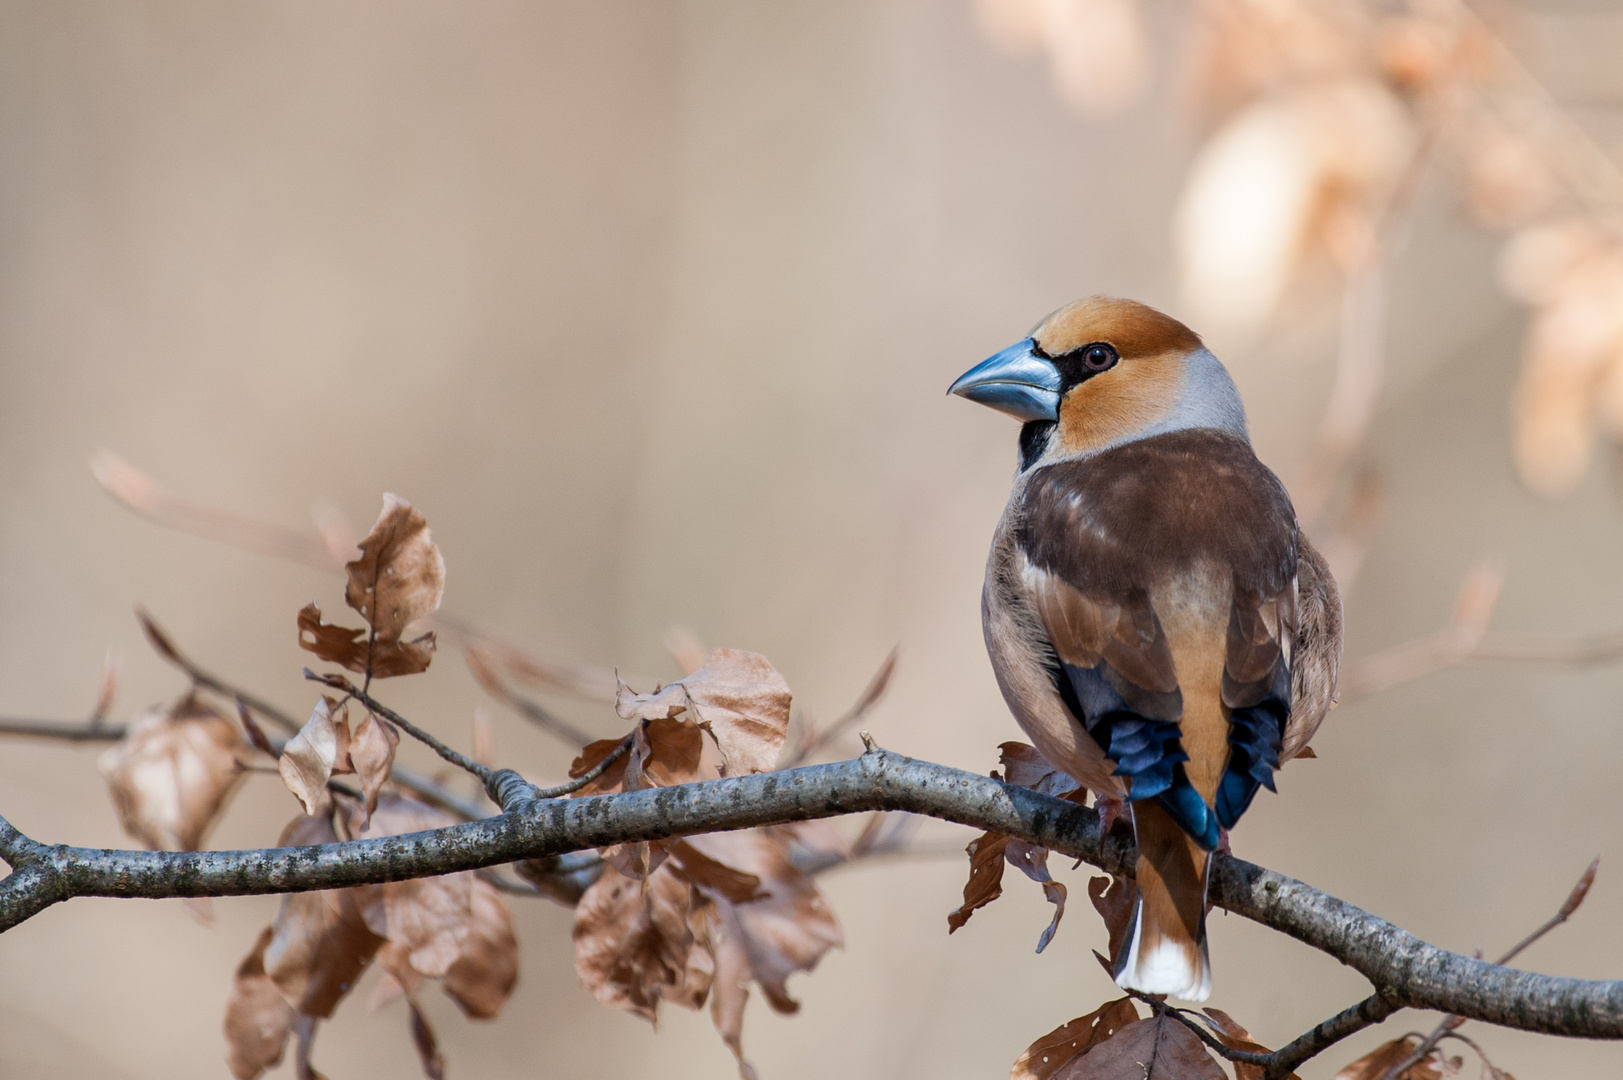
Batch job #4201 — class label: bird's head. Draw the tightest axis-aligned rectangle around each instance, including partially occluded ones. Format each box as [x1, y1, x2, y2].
[949, 296, 1247, 469]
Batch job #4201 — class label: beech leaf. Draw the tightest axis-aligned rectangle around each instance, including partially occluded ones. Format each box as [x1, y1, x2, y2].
[1011, 997, 1140, 1080]
[1000, 741, 1082, 798]
[296, 603, 370, 674]
[573, 860, 717, 1022]
[356, 795, 475, 978]
[223, 927, 296, 1080]
[1006, 839, 1068, 953]
[344, 494, 445, 642]
[261, 815, 387, 1018]
[277, 699, 343, 816]
[1088, 874, 1139, 965]
[626, 716, 705, 790]
[686, 829, 842, 1015]
[1063, 1015, 1226, 1079]
[617, 648, 791, 776]
[1334, 1036, 1463, 1080]
[98, 698, 244, 852]
[442, 878, 519, 1020]
[1201, 1008, 1293, 1080]
[947, 830, 1009, 933]
[348, 709, 400, 821]
[568, 736, 633, 796]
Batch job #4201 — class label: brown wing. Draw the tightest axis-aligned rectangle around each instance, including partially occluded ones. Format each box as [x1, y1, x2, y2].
[1027, 566, 1182, 723]
[1281, 534, 1341, 762]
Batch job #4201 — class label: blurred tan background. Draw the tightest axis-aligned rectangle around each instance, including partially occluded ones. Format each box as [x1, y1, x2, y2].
[1, 2, 1622, 1077]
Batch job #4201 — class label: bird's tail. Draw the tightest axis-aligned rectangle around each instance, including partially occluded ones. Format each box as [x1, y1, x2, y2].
[1113, 798, 1211, 1001]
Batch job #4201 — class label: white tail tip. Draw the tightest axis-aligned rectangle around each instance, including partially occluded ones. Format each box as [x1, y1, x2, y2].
[1114, 900, 1211, 1002]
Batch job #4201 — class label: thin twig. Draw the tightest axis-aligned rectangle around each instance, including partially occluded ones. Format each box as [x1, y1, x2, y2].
[1128, 993, 1274, 1069]
[92, 450, 336, 570]
[139, 611, 303, 733]
[0, 719, 130, 742]
[463, 645, 597, 746]
[1376, 856, 1600, 1080]
[303, 669, 494, 785]
[527, 736, 633, 800]
[782, 647, 899, 767]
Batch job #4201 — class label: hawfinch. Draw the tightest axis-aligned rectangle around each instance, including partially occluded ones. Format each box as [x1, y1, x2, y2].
[950, 297, 1341, 1001]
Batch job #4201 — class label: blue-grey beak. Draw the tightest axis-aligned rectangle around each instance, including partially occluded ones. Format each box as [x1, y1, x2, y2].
[948, 338, 1061, 422]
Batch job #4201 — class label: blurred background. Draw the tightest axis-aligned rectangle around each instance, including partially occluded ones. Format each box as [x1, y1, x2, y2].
[2, 1, 1623, 1077]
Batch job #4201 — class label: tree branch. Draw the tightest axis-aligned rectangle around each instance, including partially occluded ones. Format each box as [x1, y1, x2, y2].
[1, 747, 1619, 1046]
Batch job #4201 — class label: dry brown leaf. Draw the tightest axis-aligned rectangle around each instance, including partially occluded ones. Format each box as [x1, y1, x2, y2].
[948, 830, 1010, 932]
[296, 604, 371, 674]
[1064, 1015, 1227, 1079]
[262, 815, 388, 1018]
[357, 795, 473, 979]
[98, 698, 244, 852]
[711, 914, 757, 1080]
[1088, 874, 1139, 965]
[1334, 1035, 1462, 1080]
[665, 838, 766, 903]
[573, 860, 717, 1022]
[617, 648, 791, 776]
[999, 741, 1082, 798]
[1010, 997, 1140, 1080]
[568, 736, 633, 796]
[223, 927, 296, 1080]
[442, 878, 518, 1020]
[1006, 839, 1068, 953]
[277, 699, 343, 817]
[1201, 1008, 1292, 1080]
[345, 494, 445, 642]
[687, 829, 841, 1015]
[348, 710, 399, 821]
[627, 716, 705, 790]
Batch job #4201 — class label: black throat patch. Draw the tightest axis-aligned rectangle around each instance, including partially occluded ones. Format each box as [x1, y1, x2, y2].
[1018, 420, 1056, 472]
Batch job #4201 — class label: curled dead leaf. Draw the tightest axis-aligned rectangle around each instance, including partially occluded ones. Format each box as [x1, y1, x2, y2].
[567, 737, 633, 796]
[98, 697, 244, 852]
[999, 741, 1081, 798]
[223, 927, 296, 1080]
[617, 648, 791, 776]
[1005, 840, 1067, 953]
[687, 829, 841, 1015]
[1334, 1035, 1463, 1080]
[626, 716, 705, 790]
[1201, 1008, 1293, 1080]
[947, 830, 1009, 933]
[1087, 874, 1139, 965]
[262, 815, 387, 1018]
[347, 710, 400, 821]
[442, 878, 519, 1020]
[296, 603, 370, 673]
[345, 494, 445, 641]
[277, 699, 343, 817]
[572, 824, 837, 1076]
[355, 795, 474, 979]
[573, 860, 717, 1022]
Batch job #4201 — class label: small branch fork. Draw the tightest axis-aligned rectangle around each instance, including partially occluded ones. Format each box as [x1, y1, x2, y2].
[1110, 853, 1598, 1079]
[2, 745, 1620, 1069]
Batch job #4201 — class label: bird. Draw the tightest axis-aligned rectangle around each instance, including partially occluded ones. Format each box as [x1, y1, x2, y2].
[949, 296, 1341, 1001]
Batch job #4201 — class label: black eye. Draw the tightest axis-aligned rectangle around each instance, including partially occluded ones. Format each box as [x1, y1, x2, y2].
[1082, 343, 1117, 371]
